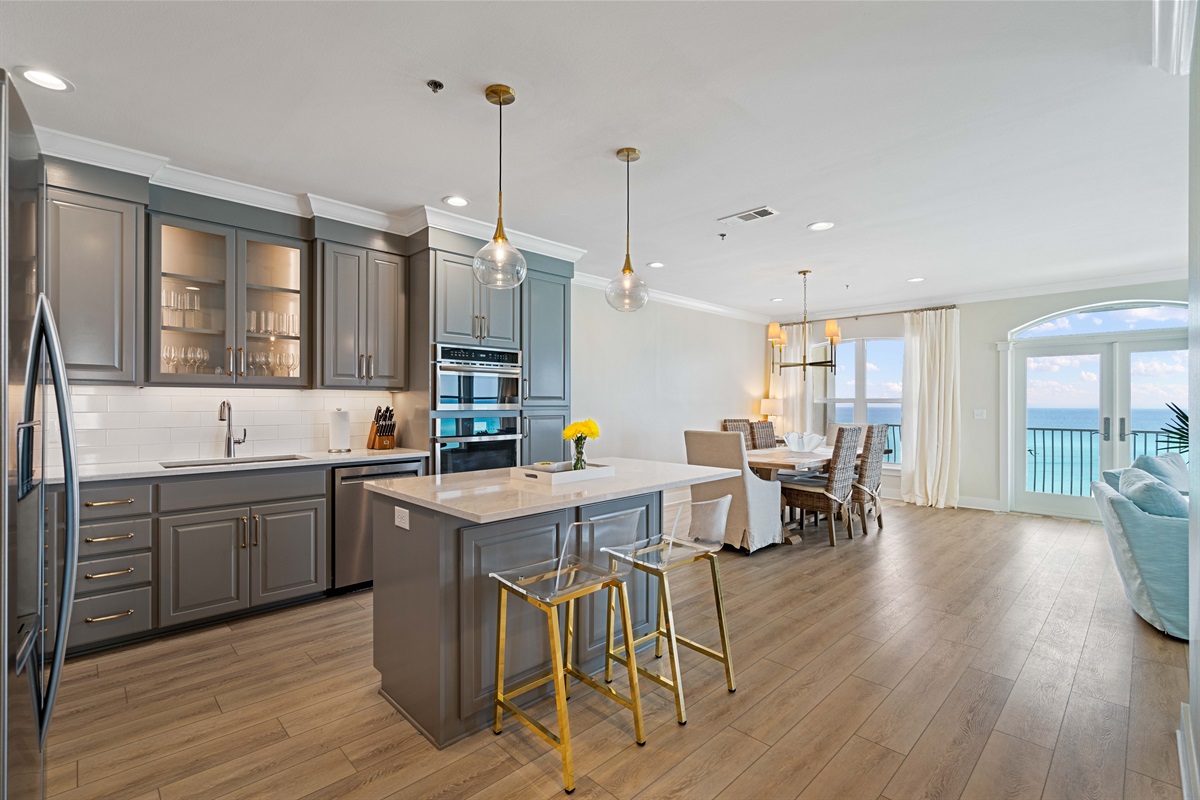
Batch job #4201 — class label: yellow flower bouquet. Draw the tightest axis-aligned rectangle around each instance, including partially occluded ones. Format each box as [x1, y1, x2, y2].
[562, 419, 600, 470]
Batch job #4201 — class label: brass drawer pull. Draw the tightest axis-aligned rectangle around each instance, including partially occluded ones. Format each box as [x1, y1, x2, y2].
[84, 532, 136, 544]
[85, 567, 135, 580]
[85, 609, 134, 624]
[252, 514, 261, 547]
[84, 498, 135, 508]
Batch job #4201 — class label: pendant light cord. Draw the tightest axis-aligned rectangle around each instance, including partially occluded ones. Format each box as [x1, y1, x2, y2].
[626, 156, 631, 255]
[498, 100, 503, 218]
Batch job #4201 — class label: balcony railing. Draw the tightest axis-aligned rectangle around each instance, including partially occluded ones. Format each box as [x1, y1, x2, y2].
[883, 423, 901, 464]
[1026, 427, 1182, 497]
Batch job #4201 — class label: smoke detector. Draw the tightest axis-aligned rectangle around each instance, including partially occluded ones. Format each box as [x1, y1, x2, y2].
[718, 206, 779, 226]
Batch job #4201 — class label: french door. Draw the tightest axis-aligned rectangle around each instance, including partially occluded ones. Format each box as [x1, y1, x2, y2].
[1013, 334, 1187, 518]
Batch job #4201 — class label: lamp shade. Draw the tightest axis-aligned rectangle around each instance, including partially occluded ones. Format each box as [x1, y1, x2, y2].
[824, 319, 840, 338]
[767, 322, 782, 343]
[779, 327, 788, 345]
[760, 398, 784, 417]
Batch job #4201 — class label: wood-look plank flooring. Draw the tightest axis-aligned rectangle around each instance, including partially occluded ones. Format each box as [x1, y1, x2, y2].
[47, 503, 1188, 799]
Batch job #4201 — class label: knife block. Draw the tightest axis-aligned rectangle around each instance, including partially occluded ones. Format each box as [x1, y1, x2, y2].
[367, 422, 395, 450]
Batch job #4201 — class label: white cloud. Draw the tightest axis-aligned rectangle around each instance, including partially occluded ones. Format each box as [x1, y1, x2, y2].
[865, 362, 880, 372]
[884, 382, 903, 394]
[1028, 355, 1089, 373]
[1131, 354, 1187, 376]
[1080, 370, 1098, 382]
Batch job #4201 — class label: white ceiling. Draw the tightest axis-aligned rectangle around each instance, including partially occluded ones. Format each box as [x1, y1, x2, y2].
[1, 1, 1188, 319]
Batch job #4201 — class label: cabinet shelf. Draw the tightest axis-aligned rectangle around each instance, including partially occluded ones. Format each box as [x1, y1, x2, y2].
[246, 282, 301, 295]
[161, 272, 225, 288]
[162, 325, 225, 336]
[246, 332, 301, 341]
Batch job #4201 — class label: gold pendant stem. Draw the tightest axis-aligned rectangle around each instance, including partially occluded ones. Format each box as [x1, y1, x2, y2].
[494, 191, 507, 243]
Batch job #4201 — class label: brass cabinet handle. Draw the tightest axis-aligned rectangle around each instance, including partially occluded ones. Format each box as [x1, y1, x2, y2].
[240, 516, 248, 549]
[367, 355, 374, 380]
[358, 354, 366, 380]
[84, 498, 134, 508]
[252, 514, 260, 547]
[84, 532, 135, 543]
[472, 315, 479, 339]
[85, 609, 133, 624]
[238, 347, 246, 377]
[227, 346, 235, 377]
[482, 315, 489, 340]
[85, 567, 134, 580]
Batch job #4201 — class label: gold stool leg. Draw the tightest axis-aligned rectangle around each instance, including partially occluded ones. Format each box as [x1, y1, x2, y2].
[603, 584, 616, 683]
[654, 578, 666, 659]
[563, 598, 575, 700]
[493, 584, 508, 734]
[706, 553, 737, 693]
[657, 573, 687, 725]
[614, 581, 647, 745]
[546, 602, 575, 792]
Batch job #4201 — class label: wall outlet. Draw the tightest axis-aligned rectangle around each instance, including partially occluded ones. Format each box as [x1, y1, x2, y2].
[394, 507, 410, 530]
[973, 409, 987, 420]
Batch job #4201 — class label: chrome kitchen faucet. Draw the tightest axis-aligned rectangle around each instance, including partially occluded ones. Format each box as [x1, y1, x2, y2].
[217, 400, 247, 458]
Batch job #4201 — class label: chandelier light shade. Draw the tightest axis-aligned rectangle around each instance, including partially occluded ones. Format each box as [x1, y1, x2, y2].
[473, 84, 527, 289]
[824, 319, 840, 339]
[767, 322, 782, 342]
[605, 147, 649, 312]
[771, 270, 837, 379]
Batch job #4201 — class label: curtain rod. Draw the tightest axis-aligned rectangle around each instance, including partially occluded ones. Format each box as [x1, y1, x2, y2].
[778, 303, 958, 326]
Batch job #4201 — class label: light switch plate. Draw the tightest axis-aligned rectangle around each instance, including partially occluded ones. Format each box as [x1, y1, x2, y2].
[394, 507, 410, 529]
[973, 409, 987, 420]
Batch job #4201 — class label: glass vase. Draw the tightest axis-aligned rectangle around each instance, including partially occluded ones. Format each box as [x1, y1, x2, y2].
[573, 437, 587, 471]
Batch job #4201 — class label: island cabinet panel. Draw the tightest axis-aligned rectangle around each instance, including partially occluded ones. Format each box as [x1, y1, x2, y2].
[158, 508, 251, 626]
[250, 499, 327, 606]
[458, 511, 571, 718]
[575, 494, 661, 664]
[44, 187, 143, 383]
[523, 409, 569, 465]
[520, 270, 571, 407]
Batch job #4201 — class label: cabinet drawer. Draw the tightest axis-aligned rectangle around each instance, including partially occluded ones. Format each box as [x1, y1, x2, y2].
[80, 484, 152, 520]
[158, 470, 325, 513]
[68, 586, 152, 648]
[75, 552, 151, 594]
[79, 518, 151, 558]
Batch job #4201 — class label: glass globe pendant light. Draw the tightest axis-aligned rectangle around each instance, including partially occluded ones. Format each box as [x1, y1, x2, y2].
[605, 147, 649, 312]
[473, 84, 527, 289]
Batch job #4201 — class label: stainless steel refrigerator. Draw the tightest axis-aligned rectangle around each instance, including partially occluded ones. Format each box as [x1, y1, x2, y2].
[1, 70, 80, 799]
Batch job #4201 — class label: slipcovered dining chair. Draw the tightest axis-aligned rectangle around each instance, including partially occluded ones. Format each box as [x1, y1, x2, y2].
[851, 423, 888, 534]
[720, 419, 753, 449]
[684, 430, 783, 553]
[780, 426, 863, 546]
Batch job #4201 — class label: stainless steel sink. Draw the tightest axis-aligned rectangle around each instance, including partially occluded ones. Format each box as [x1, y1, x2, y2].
[159, 454, 311, 469]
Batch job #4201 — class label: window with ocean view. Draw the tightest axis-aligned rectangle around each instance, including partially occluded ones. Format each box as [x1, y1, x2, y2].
[822, 338, 903, 463]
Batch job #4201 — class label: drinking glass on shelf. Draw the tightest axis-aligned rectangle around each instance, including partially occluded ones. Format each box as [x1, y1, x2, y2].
[247, 310, 257, 334]
[283, 351, 297, 377]
[188, 293, 201, 329]
[199, 348, 210, 374]
[167, 345, 181, 374]
[161, 344, 171, 373]
[265, 311, 276, 336]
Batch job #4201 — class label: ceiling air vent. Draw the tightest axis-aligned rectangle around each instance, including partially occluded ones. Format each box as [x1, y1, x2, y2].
[718, 206, 779, 226]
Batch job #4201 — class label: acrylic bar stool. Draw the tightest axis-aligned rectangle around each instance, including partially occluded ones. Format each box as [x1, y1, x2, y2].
[601, 495, 736, 726]
[491, 509, 646, 794]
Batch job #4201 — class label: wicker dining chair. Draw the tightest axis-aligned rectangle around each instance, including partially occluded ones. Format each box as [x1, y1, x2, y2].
[749, 420, 776, 450]
[720, 419, 753, 449]
[780, 426, 863, 546]
[852, 424, 888, 535]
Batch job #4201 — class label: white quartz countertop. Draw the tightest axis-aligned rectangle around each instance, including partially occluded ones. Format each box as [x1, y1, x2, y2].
[363, 457, 740, 524]
[44, 447, 429, 484]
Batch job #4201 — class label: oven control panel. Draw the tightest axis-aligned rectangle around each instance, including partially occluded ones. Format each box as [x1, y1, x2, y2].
[436, 344, 520, 368]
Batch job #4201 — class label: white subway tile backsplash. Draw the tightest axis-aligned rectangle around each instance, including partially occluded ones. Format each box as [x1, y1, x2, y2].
[110, 428, 171, 446]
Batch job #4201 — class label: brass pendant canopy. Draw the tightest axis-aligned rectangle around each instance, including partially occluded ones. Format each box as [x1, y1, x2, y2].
[606, 147, 649, 312]
[473, 84, 527, 289]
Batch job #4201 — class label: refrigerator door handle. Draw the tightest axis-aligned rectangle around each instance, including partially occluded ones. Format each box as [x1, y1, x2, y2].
[21, 294, 80, 746]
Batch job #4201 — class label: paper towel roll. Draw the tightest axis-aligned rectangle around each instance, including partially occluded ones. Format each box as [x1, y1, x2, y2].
[328, 408, 351, 452]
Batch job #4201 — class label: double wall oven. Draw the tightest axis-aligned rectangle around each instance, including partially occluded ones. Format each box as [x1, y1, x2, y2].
[432, 344, 523, 475]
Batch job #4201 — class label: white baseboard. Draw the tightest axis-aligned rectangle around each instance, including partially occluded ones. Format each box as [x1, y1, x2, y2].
[1180, 703, 1198, 800]
[956, 495, 1004, 512]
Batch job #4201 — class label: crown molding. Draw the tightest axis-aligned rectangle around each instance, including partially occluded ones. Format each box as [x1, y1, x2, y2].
[1152, 0, 1197, 76]
[153, 165, 308, 216]
[573, 271, 769, 325]
[422, 206, 588, 263]
[303, 194, 412, 235]
[34, 126, 169, 176]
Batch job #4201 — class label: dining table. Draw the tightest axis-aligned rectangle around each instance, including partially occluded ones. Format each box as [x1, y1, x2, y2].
[745, 446, 832, 480]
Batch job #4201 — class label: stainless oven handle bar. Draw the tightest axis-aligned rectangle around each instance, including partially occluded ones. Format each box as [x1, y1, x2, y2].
[433, 434, 524, 444]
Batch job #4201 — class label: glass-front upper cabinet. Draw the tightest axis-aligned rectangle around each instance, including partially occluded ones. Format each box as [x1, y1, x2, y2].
[149, 215, 308, 387]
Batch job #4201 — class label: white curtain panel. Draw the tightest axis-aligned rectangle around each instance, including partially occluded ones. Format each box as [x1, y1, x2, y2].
[901, 308, 961, 508]
[767, 323, 809, 434]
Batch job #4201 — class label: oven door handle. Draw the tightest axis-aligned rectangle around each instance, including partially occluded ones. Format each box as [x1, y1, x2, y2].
[433, 434, 524, 444]
[436, 363, 521, 376]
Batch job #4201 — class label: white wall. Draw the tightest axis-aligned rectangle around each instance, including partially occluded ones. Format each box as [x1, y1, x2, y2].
[958, 279, 1187, 508]
[571, 284, 767, 463]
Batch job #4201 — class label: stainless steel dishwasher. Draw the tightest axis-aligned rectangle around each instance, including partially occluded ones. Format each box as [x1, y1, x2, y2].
[333, 460, 425, 589]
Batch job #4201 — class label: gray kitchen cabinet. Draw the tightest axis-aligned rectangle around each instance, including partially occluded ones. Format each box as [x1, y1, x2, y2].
[249, 498, 327, 606]
[44, 187, 143, 383]
[522, 409, 569, 465]
[458, 511, 570, 717]
[158, 508, 250, 627]
[432, 252, 520, 349]
[520, 270, 571, 407]
[574, 494, 660, 664]
[320, 242, 407, 389]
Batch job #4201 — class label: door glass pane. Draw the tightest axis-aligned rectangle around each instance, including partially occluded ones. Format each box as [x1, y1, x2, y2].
[865, 339, 903, 398]
[1129, 349, 1188, 458]
[867, 403, 902, 463]
[159, 224, 227, 376]
[832, 341, 855, 399]
[244, 241, 302, 380]
[1025, 353, 1101, 497]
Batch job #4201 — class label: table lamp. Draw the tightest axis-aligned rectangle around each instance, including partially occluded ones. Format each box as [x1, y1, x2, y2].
[760, 398, 783, 421]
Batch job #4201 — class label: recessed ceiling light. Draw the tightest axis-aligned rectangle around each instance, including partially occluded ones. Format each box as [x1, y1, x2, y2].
[770, 298, 784, 302]
[907, 277, 925, 283]
[807, 221, 834, 232]
[647, 262, 664, 269]
[442, 196, 469, 207]
[18, 68, 74, 92]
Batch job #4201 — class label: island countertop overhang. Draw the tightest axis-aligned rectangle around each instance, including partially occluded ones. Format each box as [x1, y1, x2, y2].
[363, 457, 739, 524]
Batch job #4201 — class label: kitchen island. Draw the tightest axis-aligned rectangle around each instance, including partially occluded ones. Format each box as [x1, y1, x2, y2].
[364, 457, 738, 747]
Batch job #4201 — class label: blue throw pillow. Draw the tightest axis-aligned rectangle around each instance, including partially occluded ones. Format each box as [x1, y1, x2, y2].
[1131, 454, 1189, 493]
[1119, 468, 1189, 518]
